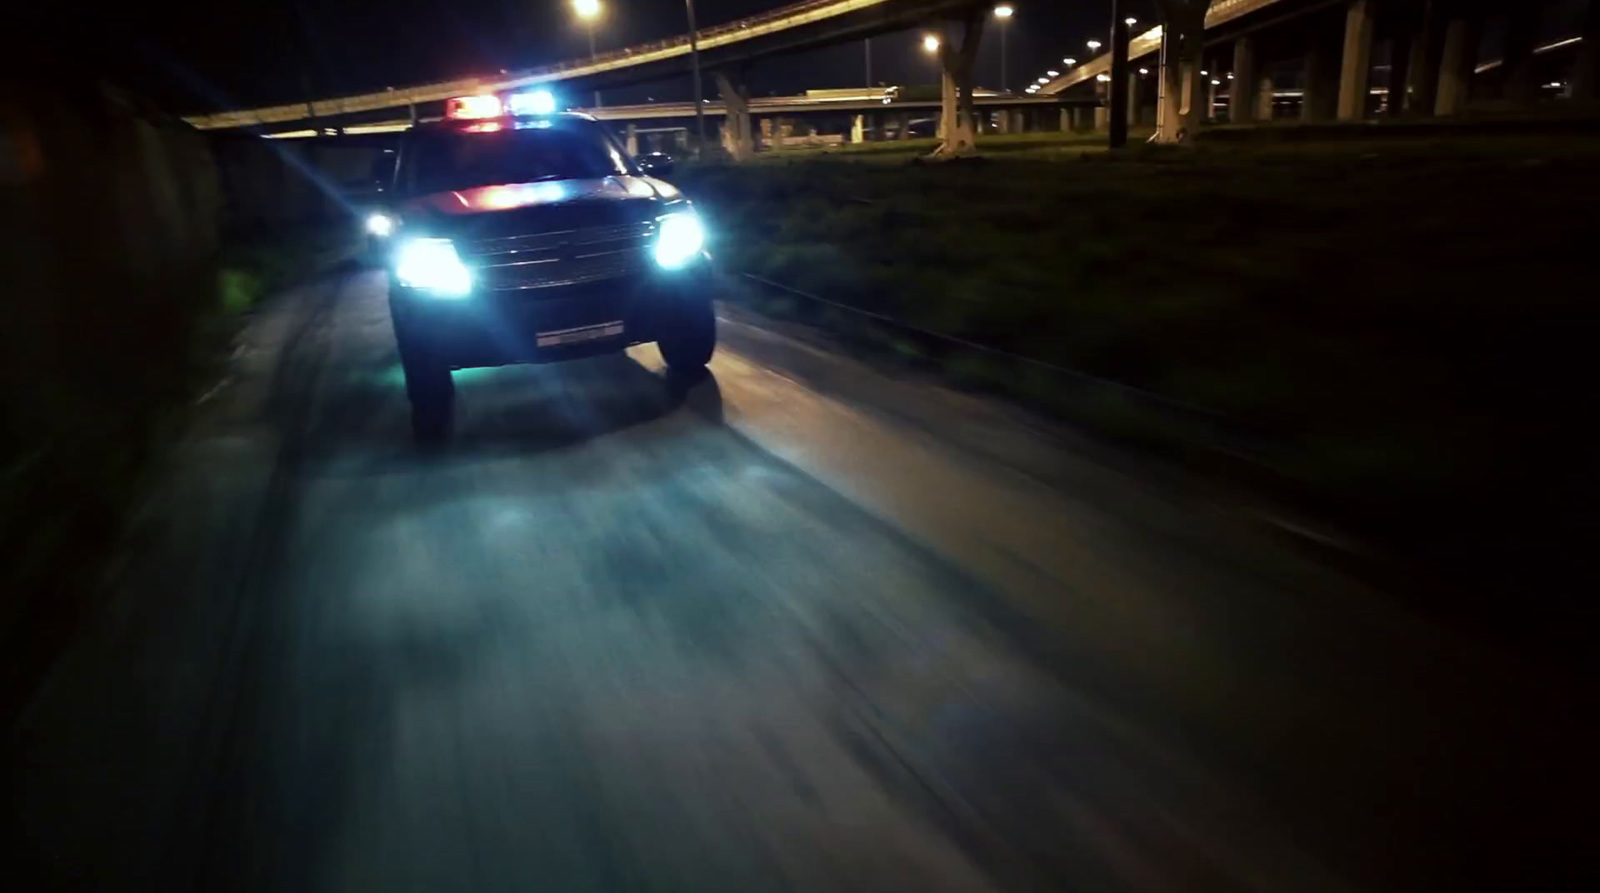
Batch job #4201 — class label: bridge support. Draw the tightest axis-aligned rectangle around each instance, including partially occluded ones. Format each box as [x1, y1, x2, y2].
[1230, 37, 1257, 123]
[1255, 74, 1275, 121]
[1434, 12, 1479, 116]
[1576, 0, 1600, 101]
[1303, 36, 1340, 121]
[714, 71, 755, 161]
[625, 122, 639, 156]
[929, 10, 986, 158]
[1502, 1, 1540, 106]
[850, 114, 866, 143]
[1337, 0, 1375, 121]
[1400, 1, 1445, 116]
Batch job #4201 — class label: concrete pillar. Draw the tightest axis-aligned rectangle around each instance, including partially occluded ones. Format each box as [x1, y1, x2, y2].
[1304, 39, 1340, 120]
[1012, 110, 1026, 133]
[1387, 33, 1413, 116]
[1256, 74, 1275, 120]
[1094, 104, 1109, 131]
[772, 117, 786, 149]
[1060, 108, 1071, 132]
[1435, 15, 1478, 116]
[624, 122, 639, 156]
[1576, 0, 1600, 101]
[1207, 77, 1220, 121]
[1230, 37, 1258, 123]
[896, 112, 911, 140]
[1337, 0, 1376, 121]
[850, 114, 865, 143]
[1502, 2, 1541, 106]
[1128, 76, 1142, 127]
[1404, 2, 1445, 117]
[714, 71, 754, 161]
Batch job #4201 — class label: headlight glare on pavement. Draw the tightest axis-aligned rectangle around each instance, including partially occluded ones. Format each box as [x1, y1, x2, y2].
[395, 238, 471, 298]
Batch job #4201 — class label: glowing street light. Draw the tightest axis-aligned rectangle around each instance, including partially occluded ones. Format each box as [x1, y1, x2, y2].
[1086, 39, 1102, 51]
[994, 5, 1015, 93]
[1125, 17, 1138, 27]
[572, 0, 603, 107]
[1047, 70, 1059, 77]
[1063, 57, 1077, 67]
[1138, 67, 1149, 75]
[923, 34, 941, 54]
[1037, 76, 1050, 84]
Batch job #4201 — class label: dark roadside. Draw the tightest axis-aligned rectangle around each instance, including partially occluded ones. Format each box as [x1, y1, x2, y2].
[675, 128, 1600, 673]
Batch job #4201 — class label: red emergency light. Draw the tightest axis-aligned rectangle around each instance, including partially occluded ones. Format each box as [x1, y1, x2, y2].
[445, 94, 503, 120]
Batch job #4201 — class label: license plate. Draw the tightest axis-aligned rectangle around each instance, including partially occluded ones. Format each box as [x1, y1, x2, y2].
[536, 321, 625, 347]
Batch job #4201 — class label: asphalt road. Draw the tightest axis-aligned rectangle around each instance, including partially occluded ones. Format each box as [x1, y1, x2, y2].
[11, 267, 1590, 892]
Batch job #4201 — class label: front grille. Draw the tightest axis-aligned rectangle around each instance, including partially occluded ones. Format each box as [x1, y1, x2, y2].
[463, 222, 655, 291]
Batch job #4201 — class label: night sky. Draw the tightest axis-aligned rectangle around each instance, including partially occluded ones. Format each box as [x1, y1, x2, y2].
[26, 1, 1161, 114]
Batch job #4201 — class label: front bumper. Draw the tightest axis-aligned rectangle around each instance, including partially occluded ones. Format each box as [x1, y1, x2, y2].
[389, 266, 711, 369]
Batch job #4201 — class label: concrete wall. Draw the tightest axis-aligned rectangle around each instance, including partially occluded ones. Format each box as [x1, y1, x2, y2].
[209, 135, 383, 230]
[1, 80, 223, 660]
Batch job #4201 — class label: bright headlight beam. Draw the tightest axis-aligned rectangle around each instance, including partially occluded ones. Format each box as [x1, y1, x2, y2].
[366, 212, 394, 237]
[395, 238, 471, 297]
[654, 212, 705, 270]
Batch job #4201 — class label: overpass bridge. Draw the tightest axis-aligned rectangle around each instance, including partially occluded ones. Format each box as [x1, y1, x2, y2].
[1042, 0, 1598, 135]
[184, 0, 981, 133]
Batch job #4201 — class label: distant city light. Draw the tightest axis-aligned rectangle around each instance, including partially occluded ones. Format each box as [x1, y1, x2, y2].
[1125, 17, 1137, 26]
[993, 4, 1014, 18]
[923, 34, 941, 53]
[1096, 73, 1111, 82]
[1139, 68, 1149, 75]
[1211, 79, 1222, 85]
[572, 0, 601, 20]
[1227, 73, 1235, 79]
[1087, 40, 1102, 50]
[1201, 70, 1209, 76]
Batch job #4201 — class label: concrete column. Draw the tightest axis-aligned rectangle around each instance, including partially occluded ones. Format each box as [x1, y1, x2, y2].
[1404, 1, 1445, 117]
[1502, 2, 1541, 106]
[1094, 104, 1109, 131]
[1207, 77, 1220, 121]
[714, 71, 754, 160]
[1128, 76, 1142, 127]
[1012, 110, 1027, 133]
[1060, 108, 1071, 131]
[772, 117, 786, 149]
[850, 114, 865, 143]
[1575, 0, 1600, 101]
[1435, 14, 1479, 116]
[1256, 74, 1275, 120]
[1337, 0, 1376, 121]
[1387, 33, 1413, 115]
[1230, 37, 1258, 123]
[1304, 39, 1340, 120]
[896, 112, 911, 140]
[624, 122, 639, 156]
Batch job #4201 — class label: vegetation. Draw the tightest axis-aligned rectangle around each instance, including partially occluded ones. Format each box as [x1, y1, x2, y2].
[679, 134, 1595, 586]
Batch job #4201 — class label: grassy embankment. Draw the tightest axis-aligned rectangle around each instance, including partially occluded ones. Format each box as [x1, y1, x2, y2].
[678, 134, 1596, 590]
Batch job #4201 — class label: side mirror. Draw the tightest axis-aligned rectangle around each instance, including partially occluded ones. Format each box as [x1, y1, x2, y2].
[638, 152, 675, 178]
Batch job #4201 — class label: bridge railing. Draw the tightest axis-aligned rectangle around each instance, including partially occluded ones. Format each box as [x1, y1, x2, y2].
[187, 0, 915, 130]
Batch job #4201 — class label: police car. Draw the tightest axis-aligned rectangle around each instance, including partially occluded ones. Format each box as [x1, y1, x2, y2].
[368, 89, 715, 442]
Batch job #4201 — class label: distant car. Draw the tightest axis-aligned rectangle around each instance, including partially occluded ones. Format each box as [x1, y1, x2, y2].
[381, 93, 715, 441]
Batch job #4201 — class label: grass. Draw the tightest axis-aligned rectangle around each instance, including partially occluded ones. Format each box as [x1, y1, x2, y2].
[678, 133, 1598, 581]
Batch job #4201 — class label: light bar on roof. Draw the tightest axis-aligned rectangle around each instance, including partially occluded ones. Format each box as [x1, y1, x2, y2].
[446, 94, 503, 119]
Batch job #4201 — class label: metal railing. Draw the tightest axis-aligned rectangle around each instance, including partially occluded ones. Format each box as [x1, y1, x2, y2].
[1041, 0, 1288, 94]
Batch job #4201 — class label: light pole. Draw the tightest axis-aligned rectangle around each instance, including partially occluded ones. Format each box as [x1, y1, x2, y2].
[994, 5, 1014, 93]
[572, 0, 602, 107]
[865, 37, 872, 87]
[685, 0, 706, 156]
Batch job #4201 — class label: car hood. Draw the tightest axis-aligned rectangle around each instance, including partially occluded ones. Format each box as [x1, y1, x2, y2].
[398, 176, 685, 241]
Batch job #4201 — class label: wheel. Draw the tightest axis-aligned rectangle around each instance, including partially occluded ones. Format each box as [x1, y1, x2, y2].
[658, 297, 716, 372]
[393, 318, 455, 443]
[406, 363, 454, 444]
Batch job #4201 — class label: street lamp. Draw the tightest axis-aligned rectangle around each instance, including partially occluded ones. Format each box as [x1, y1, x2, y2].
[923, 34, 941, 53]
[572, 0, 602, 107]
[994, 5, 1014, 94]
[1063, 57, 1077, 67]
[684, 0, 705, 156]
[1125, 17, 1137, 27]
[1086, 39, 1102, 52]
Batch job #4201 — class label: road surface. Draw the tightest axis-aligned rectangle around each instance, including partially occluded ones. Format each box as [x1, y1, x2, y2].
[10, 266, 1587, 892]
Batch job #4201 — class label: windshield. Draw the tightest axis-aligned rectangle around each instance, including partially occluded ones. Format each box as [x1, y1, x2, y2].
[403, 125, 630, 196]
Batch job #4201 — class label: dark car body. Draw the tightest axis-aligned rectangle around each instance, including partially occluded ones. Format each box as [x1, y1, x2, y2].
[384, 116, 708, 369]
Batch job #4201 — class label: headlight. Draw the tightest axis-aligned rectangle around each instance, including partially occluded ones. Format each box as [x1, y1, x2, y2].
[366, 212, 395, 237]
[653, 211, 706, 270]
[395, 238, 471, 298]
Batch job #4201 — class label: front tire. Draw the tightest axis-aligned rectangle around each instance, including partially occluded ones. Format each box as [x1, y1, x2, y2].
[658, 297, 716, 371]
[393, 312, 454, 444]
